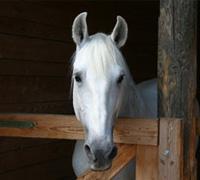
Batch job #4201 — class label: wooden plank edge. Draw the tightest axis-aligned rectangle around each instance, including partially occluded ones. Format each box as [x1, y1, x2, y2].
[196, 106, 200, 135]
[77, 144, 136, 180]
[0, 114, 159, 146]
[158, 118, 184, 180]
[136, 145, 158, 180]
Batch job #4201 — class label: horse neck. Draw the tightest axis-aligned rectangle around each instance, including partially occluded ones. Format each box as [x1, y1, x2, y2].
[119, 75, 148, 118]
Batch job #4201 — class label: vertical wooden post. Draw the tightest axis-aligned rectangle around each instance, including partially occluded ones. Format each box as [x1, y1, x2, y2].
[158, 118, 184, 180]
[158, 0, 197, 179]
[136, 145, 158, 180]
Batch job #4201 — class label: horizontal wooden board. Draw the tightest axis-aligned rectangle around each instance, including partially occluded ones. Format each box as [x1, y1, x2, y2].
[0, 71, 156, 106]
[0, 34, 74, 63]
[78, 144, 136, 180]
[0, 57, 157, 80]
[0, 137, 57, 153]
[114, 118, 158, 145]
[0, 114, 159, 146]
[0, 55, 157, 78]
[123, 44, 157, 56]
[126, 57, 157, 79]
[0, 2, 158, 31]
[0, 59, 68, 77]
[102, 1, 159, 20]
[0, 2, 158, 48]
[0, 2, 70, 27]
[0, 30, 157, 70]
[0, 140, 74, 173]
[0, 33, 157, 64]
[0, 101, 74, 114]
[0, 157, 75, 180]
[0, 16, 69, 42]
[37, 1, 159, 31]
[0, 77, 70, 103]
[0, 15, 157, 46]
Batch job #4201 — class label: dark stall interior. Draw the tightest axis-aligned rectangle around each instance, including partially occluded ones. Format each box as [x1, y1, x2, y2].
[0, 1, 199, 179]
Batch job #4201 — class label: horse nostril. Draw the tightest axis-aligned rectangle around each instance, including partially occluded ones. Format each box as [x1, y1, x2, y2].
[108, 145, 118, 160]
[84, 144, 94, 161]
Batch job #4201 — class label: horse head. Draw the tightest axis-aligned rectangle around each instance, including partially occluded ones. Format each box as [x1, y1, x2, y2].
[72, 12, 128, 171]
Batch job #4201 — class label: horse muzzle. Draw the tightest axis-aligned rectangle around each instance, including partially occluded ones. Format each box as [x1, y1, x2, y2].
[84, 140, 118, 171]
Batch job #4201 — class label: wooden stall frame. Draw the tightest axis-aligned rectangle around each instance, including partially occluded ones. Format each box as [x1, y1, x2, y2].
[0, 0, 198, 179]
[158, 1, 197, 179]
[0, 113, 197, 180]
[0, 114, 159, 146]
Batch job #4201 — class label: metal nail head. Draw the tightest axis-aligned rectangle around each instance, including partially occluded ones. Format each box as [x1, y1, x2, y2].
[164, 150, 170, 157]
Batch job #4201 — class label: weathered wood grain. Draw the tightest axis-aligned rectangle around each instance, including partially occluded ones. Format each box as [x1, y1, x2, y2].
[0, 16, 70, 42]
[0, 101, 74, 114]
[0, 137, 56, 153]
[0, 140, 74, 173]
[0, 2, 158, 32]
[197, 116, 200, 136]
[0, 77, 70, 103]
[0, 34, 74, 63]
[136, 145, 158, 180]
[158, 0, 197, 179]
[196, 107, 200, 136]
[0, 158, 74, 180]
[0, 59, 68, 77]
[77, 144, 136, 180]
[114, 118, 158, 145]
[37, 1, 159, 31]
[0, 2, 70, 27]
[158, 118, 184, 180]
[0, 56, 156, 80]
[0, 15, 157, 47]
[0, 114, 159, 146]
[0, 2, 160, 180]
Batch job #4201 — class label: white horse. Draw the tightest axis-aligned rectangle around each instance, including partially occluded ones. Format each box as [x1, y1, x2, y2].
[71, 12, 198, 179]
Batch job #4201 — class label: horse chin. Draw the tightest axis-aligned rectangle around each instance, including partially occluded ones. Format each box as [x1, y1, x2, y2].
[90, 161, 112, 171]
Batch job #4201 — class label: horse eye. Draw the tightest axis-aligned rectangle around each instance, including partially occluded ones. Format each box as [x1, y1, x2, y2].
[75, 75, 82, 83]
[117, 75, 124, 84]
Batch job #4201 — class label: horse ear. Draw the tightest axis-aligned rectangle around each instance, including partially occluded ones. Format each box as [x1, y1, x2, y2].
[72, 12, 88, 46]
[111, 16, 128, 48]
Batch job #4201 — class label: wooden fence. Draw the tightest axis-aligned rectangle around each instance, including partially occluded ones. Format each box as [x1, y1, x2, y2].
[0, 114, 199, 179]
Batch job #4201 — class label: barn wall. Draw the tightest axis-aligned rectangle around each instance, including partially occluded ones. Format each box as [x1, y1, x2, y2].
[0, 2, 159, 179]
[0, 1, 199, 179]
[0, 1, 159, 113]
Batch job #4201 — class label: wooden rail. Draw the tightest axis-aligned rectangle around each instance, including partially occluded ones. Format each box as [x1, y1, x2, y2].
[0, 113, 199, 142]
[77, 118, 184, 180]
[77, 144, 136, 180]
[0, 114, 159, 146]
[0, 114, 197, 179]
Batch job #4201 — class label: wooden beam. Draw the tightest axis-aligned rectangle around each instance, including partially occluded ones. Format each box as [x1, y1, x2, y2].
[114, 117, 158, 145]
[0, 114, 159, 146]
[158, 118, 184, 180]
[197, 116, 200, 136]
[77, 144, 136, 180]
[158, 0, 197, 179]
[136, 145, 158, 180]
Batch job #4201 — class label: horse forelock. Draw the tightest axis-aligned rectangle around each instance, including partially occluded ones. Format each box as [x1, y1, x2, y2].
[74, 33, 129, 75]
[70, 33, 134, 99]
